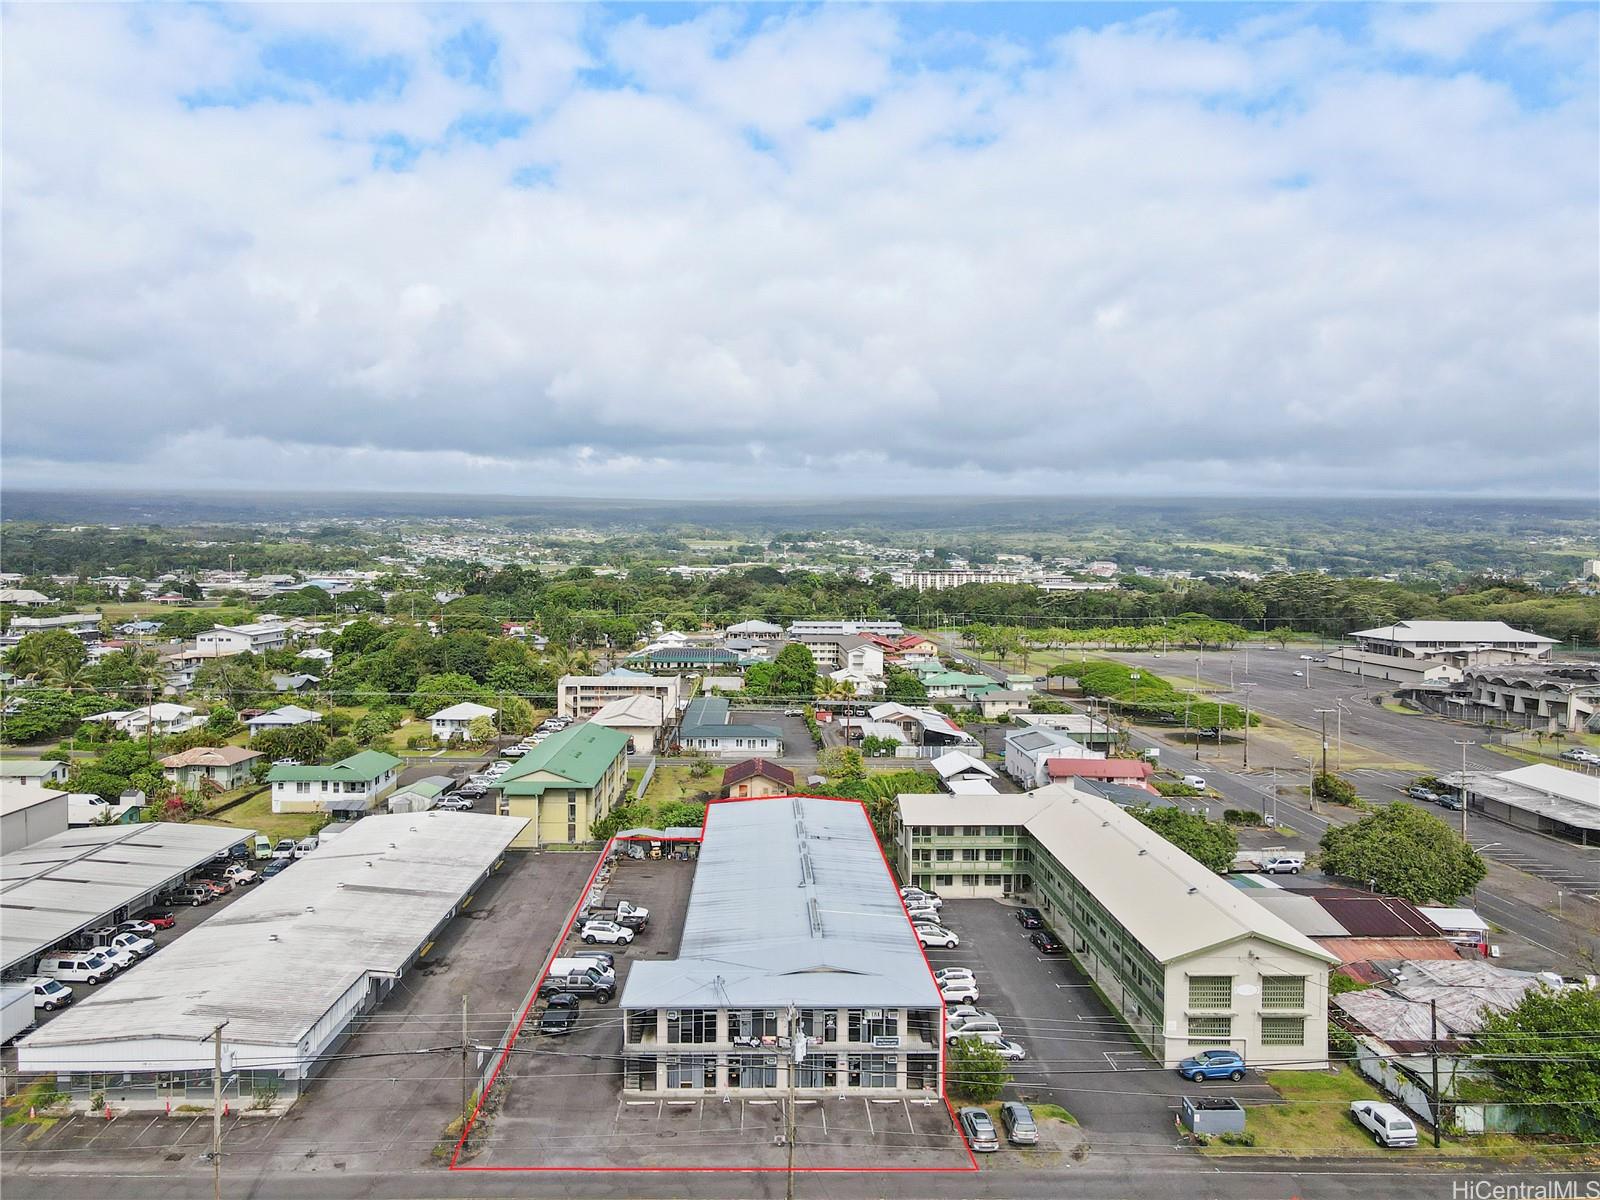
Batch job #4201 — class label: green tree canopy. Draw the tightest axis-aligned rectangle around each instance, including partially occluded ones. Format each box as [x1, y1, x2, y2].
[1129, 805, 1239, 873]
[948, 1036, 1010, 1103]
[409, 672, 490, 717]
[1474, 985, 1600, 1138]
[770, 643, 818, 698]
[1317, 804, 1486, 903]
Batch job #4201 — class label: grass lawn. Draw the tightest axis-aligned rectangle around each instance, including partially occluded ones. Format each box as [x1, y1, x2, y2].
[1248, 713, 1421, 772]
[1200, 1068, 1582, 1161]
[641, 764, 717, 808]
[195, 789, 321, 843]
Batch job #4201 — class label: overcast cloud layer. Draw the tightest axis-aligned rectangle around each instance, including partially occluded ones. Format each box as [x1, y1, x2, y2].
[3, 3, 1597, 497]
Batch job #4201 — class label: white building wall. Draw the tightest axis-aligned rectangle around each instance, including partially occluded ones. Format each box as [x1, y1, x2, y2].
[1161, 944, 1330, 1070]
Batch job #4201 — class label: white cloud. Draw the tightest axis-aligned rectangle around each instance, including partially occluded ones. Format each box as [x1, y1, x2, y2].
[1, 3, 1595, 498]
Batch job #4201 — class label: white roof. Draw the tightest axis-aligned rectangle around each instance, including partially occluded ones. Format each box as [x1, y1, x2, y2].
[247, 704, 321, 726]
[17, 813, 527, 1059]
[1, 823, 252, 973]
[622, 797, 940, 1011]
[945, 779, 1000, 795]
[1352, 621, 1557, 645]
[588, 694, 666, 726]
[726, 620, 782, 634]
[930, 750, 998, 781]
[1417, 907, 1491, 934]
[0, 782, 67, 817]
[896, 792, 1057, 826]
[428, 702, 498, 722]
[1496, 763, 1600, 808]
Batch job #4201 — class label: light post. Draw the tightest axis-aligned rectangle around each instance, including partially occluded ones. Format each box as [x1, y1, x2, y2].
[1315, 708, 1336, 781]
[1453, 740, 1475, 841]
[1240, 684, 1257, 770]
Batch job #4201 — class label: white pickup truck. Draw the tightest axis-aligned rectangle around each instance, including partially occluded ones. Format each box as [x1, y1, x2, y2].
[1231, 847, 1306, 874]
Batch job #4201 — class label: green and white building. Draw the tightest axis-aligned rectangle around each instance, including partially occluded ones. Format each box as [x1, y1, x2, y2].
[895, 785, 1337, 1069]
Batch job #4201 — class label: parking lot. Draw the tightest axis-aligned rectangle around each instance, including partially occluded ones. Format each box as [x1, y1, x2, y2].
[468, 853, 970, 1171]
[929, 899, 1280, 1151]
[2, 848, 598, 1179]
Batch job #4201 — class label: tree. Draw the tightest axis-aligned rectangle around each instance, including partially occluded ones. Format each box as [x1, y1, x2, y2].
[1129, 806, 1239, 874]
[1313, 772, 1359, 805]
[656, 800, 707, 829]
[742, 661, 777, 695]
[409, 672, 489, 717]
[817, 746, 865, 781]
[251, 722, 330, 764]
[948, 1037, 1010, 1103]
[590, 801, 649, 842]
[884, 666, 928, 703]
[6, 629, 86, 681]
[861, 735, 899, 757]
[1474, 985, 1600, 1137]
[1317, 804, 1486, 903]
[206, 705, 241, 736]
[688, 757, 714, 779]
[466, 715, 498, 745]
[770, 643, 818, 698]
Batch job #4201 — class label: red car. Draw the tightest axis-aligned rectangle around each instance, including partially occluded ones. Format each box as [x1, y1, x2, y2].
[137, 911, 177, 930]
[195, 879, 232, 897]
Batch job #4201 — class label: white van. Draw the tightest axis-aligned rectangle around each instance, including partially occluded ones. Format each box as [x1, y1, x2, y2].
[1350, 1100, 1418, 1147]
[37, 952, 115, 985]
[293, 836, 319, 859]
[1182, 775, 1207, 790]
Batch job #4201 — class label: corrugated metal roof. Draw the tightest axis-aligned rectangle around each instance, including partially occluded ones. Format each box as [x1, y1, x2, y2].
[622, 797, 941, 1011]
[1352, 621, 1557, 644]
[497, 723, 629, 793]
[1245, 891, 1351, 937]
[1313, 894, 1440, 937]
[17, 812, 527, 1056]
[1, 823, 253, 972]
[1313, 937, 1465, 964]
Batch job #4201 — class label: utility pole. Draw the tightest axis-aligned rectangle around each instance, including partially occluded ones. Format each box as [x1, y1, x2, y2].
[461, 994, 469, 1127]
[203, 1021, 228, 1200]
[1429, 999, 1441, 1148]
[1315, 709, 1335, 780]
[1240, 684, 1256, 770]
[1453, 740, 1475, 841]
[786, 1002, 801, 1200]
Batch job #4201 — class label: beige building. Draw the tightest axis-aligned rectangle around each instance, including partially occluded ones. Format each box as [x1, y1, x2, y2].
[896, 785, 1337, 1069]
[557, 673, 683, 722]
[586, 694, 667, 754]
[492, 724, 630, 847]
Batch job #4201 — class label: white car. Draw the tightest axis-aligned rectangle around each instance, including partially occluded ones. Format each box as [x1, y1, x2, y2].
[91, 944, 139, 974]
[946, 1005, 996, 1027]
[1350, 1100, 1419, 1148]
[580, 921, 635, 946]
[988, 1038, 1027, 1062]
[435, 795, 473, 811]
[917, 926, 960, 949]
[935, 967, 976, 983]
[948, 1020, 1005, 1044]
[940, 979, 980, 1003]
[900, 887, 943, 908]
[31, 978, 74, 1010]
[97, 931, 155, 960]
[905, 905, 940, 923]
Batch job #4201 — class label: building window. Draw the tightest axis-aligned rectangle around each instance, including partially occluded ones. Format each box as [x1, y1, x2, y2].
[730, 1055, 778, 1088]
[295, 782, 311, 794]
[936, 874, 953, 888]
[961, 849, 979, 862]
[906, 1054, 939, 1091]
[847, 1054, 897, 1088]
[935, 849, 953, 862]
[935, 825, 954, 836]
[1261, 1016, 1305, 1046]
[666, 1055, 715, 1089]
[984, 848, 1004, 862]
[983, 826, 1004, 836]
[799, 1009, 837, 1042]
[1188, 975, 1233, 1009]
[668, 1010, 717, 1044]
[962, 826, 981, 837]
[983, 874, 1004, 887]
[961, 874, 979, 886]
[1187, 1016, 1232, 1044]
[1260, 976, 1306, 1010]
[795, 1056, 834, 1088]
[624, 1058, 652, 1090]
[847, 1009, 898, 1041]
[733, 1010, 778, 1041]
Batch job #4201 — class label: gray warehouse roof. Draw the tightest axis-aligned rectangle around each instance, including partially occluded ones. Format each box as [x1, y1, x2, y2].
[2, 822, 253, 973]
[622, 796, 941, 1011]
[17, 812, 528, 1065]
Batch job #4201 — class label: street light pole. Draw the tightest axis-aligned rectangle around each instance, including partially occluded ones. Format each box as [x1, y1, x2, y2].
[1314, 709, 1336, 781]
[1240, 684, 1256, 770]
[1453, 740, 1475, 841]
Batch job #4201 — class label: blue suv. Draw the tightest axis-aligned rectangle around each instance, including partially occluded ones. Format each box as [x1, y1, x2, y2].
[1178, 1049, 1246, 1082]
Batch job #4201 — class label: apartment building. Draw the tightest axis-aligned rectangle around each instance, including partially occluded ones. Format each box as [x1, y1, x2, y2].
[557, 672, 684, 721]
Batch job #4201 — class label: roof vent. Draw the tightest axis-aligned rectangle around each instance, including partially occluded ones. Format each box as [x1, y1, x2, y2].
[267, 933, 279, 941]
[1187, 886, 1198, 894]
[1138, 849, 1147, 856]
[305, 905, 315, 913]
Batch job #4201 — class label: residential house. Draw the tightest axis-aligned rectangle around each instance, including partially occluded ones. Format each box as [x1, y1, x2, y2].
[0, 759, 69, 786]
[246, 704, 323, 737]
[974, 689, 1032, 720]
[195, 622, 291, 658]
[921, 671, 998, 703]
[159, 746, 264, 792]
[863, 702, 979, 749]
[1003, 725, 1101, 787]
[675, 697, 782, 758]
[1043, 757, 1156, 792]
[0, 589, 52, 607]
[266, 750, 402, 816]
[297, 647, 334, 666]
[587, 694, 667, 754]
[491, 724, 630, 848]
[720, 758, 795, 799]
[83, 704, 204, 737]
[896, 784, 1337, 1068]
[1013, 712, 1119, 750]
[271, 673, 321, 694]
[929, 750, 998, 792]
[428, 702, 498, 742]
[67, 793, 143, 827]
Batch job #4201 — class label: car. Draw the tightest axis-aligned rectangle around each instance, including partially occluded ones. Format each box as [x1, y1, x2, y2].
[1310, 656, 1327, 663]
[570, 949, 615, 971]
[1014, 906, 1044, 928]
[945, 1007, 998, 1034]
[580, 920, 635, 945]
[1178, 1049, 1246, 1082]
[916, 926, 959, 949]
[1405, 786, 1439, 803]
[31, 977, 74, 1010]
[94, 931, 155, 960]
[957, 1106, 999, 1153]
[165, 884, 215, 907]
[1436, 794, 1463, 810]
[135, 911, 176, 930]
[1030, 930, 1063, 954]
[905, 904, 940, 924]
[537, 993, 580, 1036]
[260, 859, 290, 878]
[37, 952, 114, 985]
[293, 837, 319, 859]
[1181, 775, 1207, 790]
[457, 781, 488, 798]
[1292, 670, 1304, 677]
[271, 838, 298, 861]
[89, 943, 139, 974]
[501, 746, 526, 759]
[900, 887, 942, 907]
[220, 863, 259, 885]
[934, 967, 976, 983]
[435, 795, 474, 811]
[988, 1037, 1027, 1061]
[1349, 1100, 1419, 1148]
[272, 758, 301, 766]
[1299, 654, 1315, 660]
[939, 979, 979, 1004]
[948, 1020, 1004, 1044]
[999, 1100, 1038, 1145]
[194, 878, 232, 896]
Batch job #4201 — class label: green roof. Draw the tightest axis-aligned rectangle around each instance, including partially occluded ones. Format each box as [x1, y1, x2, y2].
[497, 724, 629, 796]
[266, 749, 402, 783]
[922, 672, 995, 688]
[0, 759, 61, 779]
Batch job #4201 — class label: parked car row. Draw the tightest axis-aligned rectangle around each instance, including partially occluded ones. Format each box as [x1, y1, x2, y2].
[1405, 784, 1462, 811]
[903, 886, 963, 954]
[958, 1101, 1040, 1152]
[1559, 748, 1600, 765]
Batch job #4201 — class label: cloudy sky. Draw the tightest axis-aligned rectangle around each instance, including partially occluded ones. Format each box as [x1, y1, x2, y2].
[3, 3, 1596, 498]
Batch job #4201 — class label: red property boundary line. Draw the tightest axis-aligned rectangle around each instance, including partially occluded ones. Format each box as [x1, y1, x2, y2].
[450, 792, 979, 1173]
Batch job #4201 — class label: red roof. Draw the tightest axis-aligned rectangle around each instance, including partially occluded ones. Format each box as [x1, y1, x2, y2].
[1044, 758, 1153, 781]
[720, 758, 796, 788]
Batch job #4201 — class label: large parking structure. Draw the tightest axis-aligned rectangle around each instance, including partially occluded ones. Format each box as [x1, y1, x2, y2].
[15, 811, 527, 1110]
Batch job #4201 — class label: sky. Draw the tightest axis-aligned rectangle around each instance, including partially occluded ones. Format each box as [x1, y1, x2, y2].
[2, 2, 1597, 499]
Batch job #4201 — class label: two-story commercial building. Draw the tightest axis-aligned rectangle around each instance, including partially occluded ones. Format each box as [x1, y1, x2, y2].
[492, 723, 630, 847]
[621, 796, 943, 1097]
[1348, 621, 1557, 668]
[895, 785, 1337, 1069]
[266, 750, 402, 816]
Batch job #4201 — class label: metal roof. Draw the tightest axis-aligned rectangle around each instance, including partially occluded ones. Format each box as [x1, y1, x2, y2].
[1019, 785, 1339, 966]
[265, 750, 400, 783]
[497, 723, 629, 793]
[1, 823, 252, 973]
[1312, 893, 1440, 938]
[1441, 767, 1600, 833]
[622, 797, 941, 1011]
[930, 751, 997, 780]
[1352, 621, 1557, 645]
[1244, 891, 1351, 937]
[17, 812, 527, 1059]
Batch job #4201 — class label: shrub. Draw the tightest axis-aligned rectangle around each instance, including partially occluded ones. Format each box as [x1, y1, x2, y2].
[1222, 809, 1259, 825]
[1217, 1130, 1256, 1147]
[1313, 772, 1359, 805]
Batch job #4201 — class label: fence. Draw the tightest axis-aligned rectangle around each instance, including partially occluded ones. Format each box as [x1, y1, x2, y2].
[634, 756, 657, 801]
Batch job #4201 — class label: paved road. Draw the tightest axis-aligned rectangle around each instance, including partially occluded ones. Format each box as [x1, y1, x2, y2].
[936, 639, 1600, 971]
